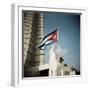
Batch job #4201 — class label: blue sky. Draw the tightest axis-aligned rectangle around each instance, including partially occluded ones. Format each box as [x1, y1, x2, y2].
[43, 12, 80, 71]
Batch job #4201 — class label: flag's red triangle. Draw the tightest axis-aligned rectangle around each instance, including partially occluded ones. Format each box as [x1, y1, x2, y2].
[48, 31, 57, 42]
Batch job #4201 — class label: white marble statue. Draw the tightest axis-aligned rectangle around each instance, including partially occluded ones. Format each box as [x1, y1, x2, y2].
[49, 44, 61, 76]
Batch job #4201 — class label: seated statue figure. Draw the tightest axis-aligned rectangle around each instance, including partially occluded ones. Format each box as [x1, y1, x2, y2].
[49, 44, 61, 76]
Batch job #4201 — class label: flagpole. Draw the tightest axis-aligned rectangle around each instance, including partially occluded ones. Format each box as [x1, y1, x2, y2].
[57, 29, 59, 49]
[58, 28, 63, 58]
[61, 27, 63, 58]
[57, 29, 61, 59]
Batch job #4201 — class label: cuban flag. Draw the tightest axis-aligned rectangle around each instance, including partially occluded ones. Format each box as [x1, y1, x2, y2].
[37, 29, 58, 49]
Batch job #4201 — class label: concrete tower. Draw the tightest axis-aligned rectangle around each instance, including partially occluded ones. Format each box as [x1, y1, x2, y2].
[23, 11, 44, 77]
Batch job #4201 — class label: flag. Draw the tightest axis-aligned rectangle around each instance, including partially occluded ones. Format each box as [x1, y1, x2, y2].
[37, 29, 58, 49]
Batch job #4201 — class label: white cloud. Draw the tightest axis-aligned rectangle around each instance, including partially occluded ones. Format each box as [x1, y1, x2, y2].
[58, 48, 68, 57]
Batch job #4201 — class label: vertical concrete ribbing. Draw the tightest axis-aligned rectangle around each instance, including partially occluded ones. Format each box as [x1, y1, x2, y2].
[23, 12, 44, 77]
[34, 13, 44, 65]
[23, 12, 33, 64]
